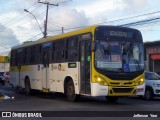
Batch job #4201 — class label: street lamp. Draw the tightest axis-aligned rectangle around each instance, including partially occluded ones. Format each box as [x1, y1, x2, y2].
[24, 9, 44, 37]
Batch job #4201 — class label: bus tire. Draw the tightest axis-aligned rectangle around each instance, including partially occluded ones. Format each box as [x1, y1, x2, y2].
[144, 88, 153, 100]
[25, 78, 31, 95]
[106, 96, 119, 103]
[66, 80, 79, 102]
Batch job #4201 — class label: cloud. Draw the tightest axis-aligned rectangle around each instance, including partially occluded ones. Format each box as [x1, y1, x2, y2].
[1, 0, 159, 43]
[48, 7, 89, 34]
[121, 0, 149, 12]
[0, 24, 19, 48]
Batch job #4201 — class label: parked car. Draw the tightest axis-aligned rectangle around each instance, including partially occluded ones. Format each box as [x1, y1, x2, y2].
[143, 71, 160, 100]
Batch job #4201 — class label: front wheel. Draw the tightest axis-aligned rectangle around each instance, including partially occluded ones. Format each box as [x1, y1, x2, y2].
[66, 80, 79, 102]
[144, 89, 153, 100]
[106, 96, 119, 103]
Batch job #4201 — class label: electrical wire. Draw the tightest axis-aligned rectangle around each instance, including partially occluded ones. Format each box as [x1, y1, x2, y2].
[0, 1, 38, 28]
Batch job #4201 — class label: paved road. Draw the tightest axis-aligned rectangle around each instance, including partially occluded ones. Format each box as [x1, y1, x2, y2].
[0, 83, 160, 120]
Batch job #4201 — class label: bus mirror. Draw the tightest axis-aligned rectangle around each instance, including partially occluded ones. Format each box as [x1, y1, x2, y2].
[91, 42, 95, 51]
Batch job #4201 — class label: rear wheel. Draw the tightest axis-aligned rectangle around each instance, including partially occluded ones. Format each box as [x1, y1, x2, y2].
[144, 89, 153, 100]
[25, 78, 31, 95]
[106, 96, 119, 103]
[66, 80, 79, 102]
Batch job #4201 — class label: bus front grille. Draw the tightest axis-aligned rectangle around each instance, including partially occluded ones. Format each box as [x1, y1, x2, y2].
[112, 88, 133, 93]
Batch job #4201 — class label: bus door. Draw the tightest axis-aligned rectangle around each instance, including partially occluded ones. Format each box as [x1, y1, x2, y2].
[42, 42, 51, 91]
[79, 40, 91, 94]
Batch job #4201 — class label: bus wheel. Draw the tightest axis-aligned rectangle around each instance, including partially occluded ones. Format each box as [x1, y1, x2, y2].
[106, 96, 119, 103]
[25, 78, 31, 95]
[66, 80, 79, 102]
[144, 89, 153, 100]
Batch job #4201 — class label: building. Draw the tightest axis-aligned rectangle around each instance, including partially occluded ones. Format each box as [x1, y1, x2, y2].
[0, 63, 10, 73]
[0, 56, 10, 74]
[144, 40, 160, 74]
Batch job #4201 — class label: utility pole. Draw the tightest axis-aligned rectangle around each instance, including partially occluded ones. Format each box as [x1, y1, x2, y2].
[38, 0, 58, 38]
[62, 27, 64, 34]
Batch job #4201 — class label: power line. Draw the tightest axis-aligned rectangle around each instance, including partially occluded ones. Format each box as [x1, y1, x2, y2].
[0, 1, 38, 28]
[7, 10, 46, 30]
[11, 3, 58, 30]
[38, 0, 58, 38]
[6, 4, 43, 28]
[0, 33, 43, 51]
[24, 9, 44, 36]
[100, 11, 160, 25]
[47, 16, 160, 35]
[120, 17, 160, 27]
[0, 28, 42, 32]
[47, 21, 62, 28]
[26, 32, 43, 41]
[0, 36, 41, 38]
[46, 9, 160, 34]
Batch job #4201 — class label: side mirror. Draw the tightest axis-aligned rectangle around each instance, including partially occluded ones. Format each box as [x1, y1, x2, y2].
[91, 41, 95, 52]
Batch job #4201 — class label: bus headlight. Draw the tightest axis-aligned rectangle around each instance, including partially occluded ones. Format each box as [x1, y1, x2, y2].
[95, 76, 108, 86]
[136, 78, 145, 85]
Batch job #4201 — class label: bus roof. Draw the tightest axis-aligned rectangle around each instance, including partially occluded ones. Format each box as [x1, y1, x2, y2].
[11, 25, 140, 50]
[12, 25, 98, 50]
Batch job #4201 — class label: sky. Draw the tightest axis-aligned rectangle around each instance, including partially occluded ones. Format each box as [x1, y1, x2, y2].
[0, 0, 160, 55]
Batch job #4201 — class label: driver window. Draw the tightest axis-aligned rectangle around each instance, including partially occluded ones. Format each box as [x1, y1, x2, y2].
[95, 42, 110, 62]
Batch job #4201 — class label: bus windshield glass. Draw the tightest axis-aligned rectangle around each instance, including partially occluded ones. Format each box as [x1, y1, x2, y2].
[94, 27, 144, 72]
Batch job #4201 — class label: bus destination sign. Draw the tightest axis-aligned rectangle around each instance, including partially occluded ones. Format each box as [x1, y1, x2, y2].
[110, 31, 127, 37]
[104, 31, 133, 38]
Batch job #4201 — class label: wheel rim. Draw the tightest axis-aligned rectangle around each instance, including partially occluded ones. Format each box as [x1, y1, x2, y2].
[68, 85, 74, 96]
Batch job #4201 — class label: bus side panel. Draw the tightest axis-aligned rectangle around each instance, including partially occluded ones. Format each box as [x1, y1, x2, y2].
[19, 65, 43, 90]
[29, 65, 43, 90]
[9, 66, 19, 87]
[49, 62, 79, 94]
[9, 71, 17, 87]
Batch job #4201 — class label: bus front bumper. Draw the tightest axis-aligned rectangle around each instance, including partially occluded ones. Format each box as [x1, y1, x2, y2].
[91, 83, 145, 96]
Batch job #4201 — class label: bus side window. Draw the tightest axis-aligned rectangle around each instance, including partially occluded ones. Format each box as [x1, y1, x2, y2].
[22, 48, 27, 65]
[26, 47, 31, 65]
[30, 46, 35, 64]
[17, 49, 23, 66]
[54, 40, 66, 62]
[67, 37, 78, 61]
[35, 45, 42, 64]
[11, 50, 17, 66]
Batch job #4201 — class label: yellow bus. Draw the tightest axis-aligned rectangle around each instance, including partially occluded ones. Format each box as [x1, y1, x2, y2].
[10, 25, 145, 102]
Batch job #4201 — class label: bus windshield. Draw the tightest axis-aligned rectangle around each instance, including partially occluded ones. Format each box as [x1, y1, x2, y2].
[95, 40, 144, 72]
